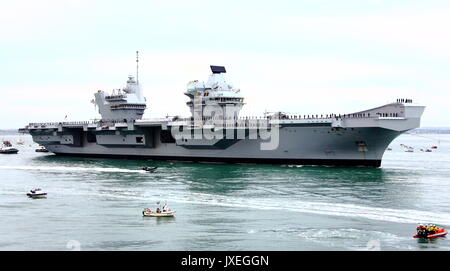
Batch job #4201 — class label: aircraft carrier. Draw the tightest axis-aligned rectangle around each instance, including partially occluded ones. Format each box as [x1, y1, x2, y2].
[19, 54, 425, 167]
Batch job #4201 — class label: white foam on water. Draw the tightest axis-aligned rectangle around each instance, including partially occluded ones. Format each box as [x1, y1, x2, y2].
[292, 228, 408, 250]
[161, 191, 450, 225]
[295, 228, 399, 241]
[82, 188, 450, 226]
[0, 165, 146, 174]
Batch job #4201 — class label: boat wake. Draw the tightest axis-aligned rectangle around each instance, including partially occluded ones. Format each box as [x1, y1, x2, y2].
[0, 165, 147, 174]
[270, 227, 414, 250]
[185, 195, 450, 225]
[85, 188, 450, 226]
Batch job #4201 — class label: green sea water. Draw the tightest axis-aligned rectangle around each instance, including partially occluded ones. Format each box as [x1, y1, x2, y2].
[1, 133, 449, 250]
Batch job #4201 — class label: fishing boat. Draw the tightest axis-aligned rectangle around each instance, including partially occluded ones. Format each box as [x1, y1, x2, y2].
[26, 188, 47, 198]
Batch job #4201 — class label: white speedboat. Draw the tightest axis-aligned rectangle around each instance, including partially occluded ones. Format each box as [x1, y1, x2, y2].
[0, 141, 19, 154]
[142, 166, 158, 172]
[0, 147, 19, 154]
[142, 208, 176, 217]
[26, 188, 47, 198]
[35, 146, 49, 152]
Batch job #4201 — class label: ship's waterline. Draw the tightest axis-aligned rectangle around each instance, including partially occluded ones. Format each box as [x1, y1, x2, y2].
[40, 126, 402, 168]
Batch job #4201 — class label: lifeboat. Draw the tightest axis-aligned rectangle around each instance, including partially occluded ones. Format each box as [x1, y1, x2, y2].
[414, 224, 447, 239]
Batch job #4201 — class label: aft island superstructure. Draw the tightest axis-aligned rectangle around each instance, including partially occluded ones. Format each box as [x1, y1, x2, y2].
[20, 55, 425, 167]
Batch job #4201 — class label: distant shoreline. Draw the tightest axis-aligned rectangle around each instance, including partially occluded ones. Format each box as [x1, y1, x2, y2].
[408, 127, 450, 134]
[0, 129, 21, 135]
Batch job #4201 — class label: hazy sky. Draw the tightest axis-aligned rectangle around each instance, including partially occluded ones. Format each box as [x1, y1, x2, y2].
[1, 0, 449, 128]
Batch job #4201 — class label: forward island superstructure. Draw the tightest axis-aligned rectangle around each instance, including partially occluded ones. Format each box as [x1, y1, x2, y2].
[20, 55, 425, 167]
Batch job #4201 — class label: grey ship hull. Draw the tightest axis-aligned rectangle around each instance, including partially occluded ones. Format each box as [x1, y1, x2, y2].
[46, 126, 398, 167]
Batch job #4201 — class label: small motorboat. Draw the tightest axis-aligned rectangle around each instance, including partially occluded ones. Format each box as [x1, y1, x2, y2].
[414, 224, 447, 239]
[0, 147, 19, 154]
[142, 166, 158, 172]
[0, 141, 19, 154]
[35, 146, 49, 152]
[142, 208, 176, 217]
[431, 146, 438, 149]
[26, 188, 47, 198]
[142, 203, 175, 217]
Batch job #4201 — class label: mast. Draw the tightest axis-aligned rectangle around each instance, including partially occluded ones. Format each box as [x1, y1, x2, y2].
[136, 50, 139, 84]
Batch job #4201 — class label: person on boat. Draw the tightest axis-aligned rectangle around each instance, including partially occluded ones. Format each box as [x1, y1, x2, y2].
[416, 226, 423, 236]
[429, 225, 438, 234]
[163, 204, 172, 212]
[156, 207, 161, 213]
[417, 224, 429, 237]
